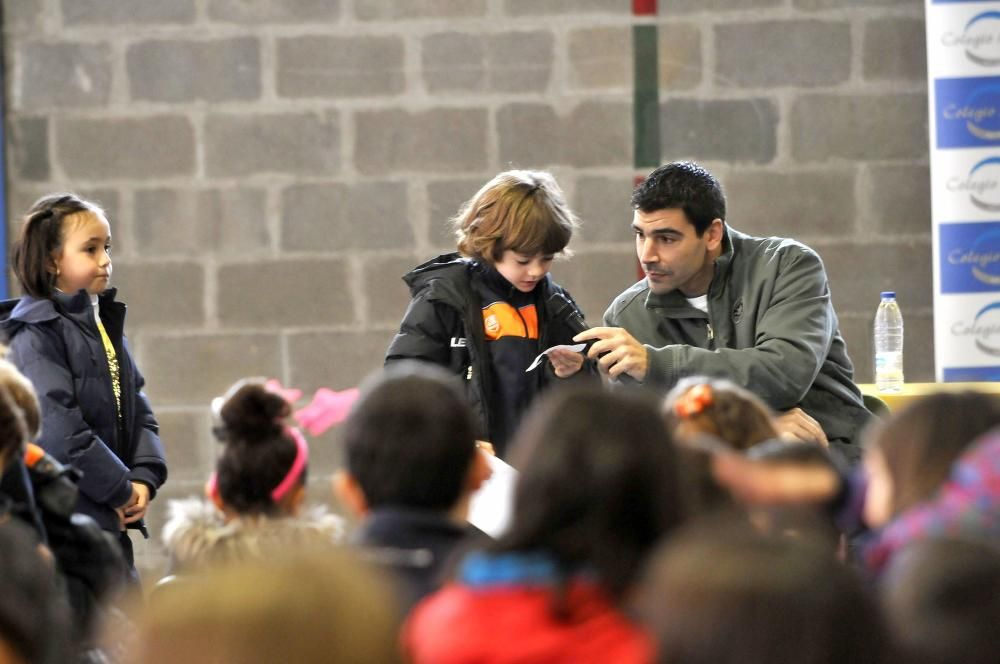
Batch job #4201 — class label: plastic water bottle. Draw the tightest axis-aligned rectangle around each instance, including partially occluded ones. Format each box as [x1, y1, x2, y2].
[874, 291, 904, 393]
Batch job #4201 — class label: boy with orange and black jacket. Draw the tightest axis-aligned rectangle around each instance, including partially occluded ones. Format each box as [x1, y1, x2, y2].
[385, 171, 595, 457]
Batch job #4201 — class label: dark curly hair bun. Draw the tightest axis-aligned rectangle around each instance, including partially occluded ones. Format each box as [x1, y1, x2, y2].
[219, 382, 290, 445]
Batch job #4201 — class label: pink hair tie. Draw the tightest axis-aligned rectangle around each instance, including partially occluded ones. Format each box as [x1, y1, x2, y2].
[270, 427, 309, 503]
[205, 472, 219, 500]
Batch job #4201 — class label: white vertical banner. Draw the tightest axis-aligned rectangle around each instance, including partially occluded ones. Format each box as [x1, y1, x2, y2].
[928, 0, 1000, 381]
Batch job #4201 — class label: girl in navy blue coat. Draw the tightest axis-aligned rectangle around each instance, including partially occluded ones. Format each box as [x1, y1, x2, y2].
[1, 193, 167, 573]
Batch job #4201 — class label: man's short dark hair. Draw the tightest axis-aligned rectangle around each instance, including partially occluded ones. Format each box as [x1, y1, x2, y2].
[342, 362, 477, 511]
[631, 161, 726, 236]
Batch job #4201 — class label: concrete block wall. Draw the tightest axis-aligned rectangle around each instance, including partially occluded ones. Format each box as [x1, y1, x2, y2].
[2, 0, 929, 576]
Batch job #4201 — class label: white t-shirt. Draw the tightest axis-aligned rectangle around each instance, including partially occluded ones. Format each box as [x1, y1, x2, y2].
[685, 294, 709, 313]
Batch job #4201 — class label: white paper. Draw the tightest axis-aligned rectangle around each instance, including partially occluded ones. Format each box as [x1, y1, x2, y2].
[467, 453, 519, 538]
[524, 343, 587, 372]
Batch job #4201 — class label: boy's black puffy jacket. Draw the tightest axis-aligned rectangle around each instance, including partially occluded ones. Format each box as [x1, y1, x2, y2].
[385, 253, 593, 455]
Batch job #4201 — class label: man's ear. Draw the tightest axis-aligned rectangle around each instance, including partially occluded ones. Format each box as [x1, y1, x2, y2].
[704, 219, 724, 252]
[332, 470, 369, 518]
[464, 449, 493, 495]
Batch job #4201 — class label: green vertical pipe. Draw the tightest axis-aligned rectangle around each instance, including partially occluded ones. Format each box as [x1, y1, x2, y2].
[632, 24, 660, 170]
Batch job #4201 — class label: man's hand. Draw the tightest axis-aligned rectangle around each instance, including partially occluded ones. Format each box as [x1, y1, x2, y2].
[547, 347, 585, 378]
[573, 327, 649, 381]
[773, 407, 828, 447]
[122, 482, 150, 524]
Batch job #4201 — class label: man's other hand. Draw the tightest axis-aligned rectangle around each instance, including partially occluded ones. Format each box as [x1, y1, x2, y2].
[773, 407, 828, 447]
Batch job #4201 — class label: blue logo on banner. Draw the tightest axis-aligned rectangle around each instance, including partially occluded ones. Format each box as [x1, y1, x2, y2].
[951, 300, 1000, 356]
[936, 77, 1000, 148]
[940, 222, 1000, 292]
[944, 11, 1000, 66]
[945, 155, 1000, 211]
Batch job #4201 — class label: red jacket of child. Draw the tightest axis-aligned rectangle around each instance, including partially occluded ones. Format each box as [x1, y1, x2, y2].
[403, 552, 653, 664]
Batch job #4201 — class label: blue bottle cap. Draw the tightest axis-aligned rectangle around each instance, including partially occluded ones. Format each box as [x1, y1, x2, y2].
[880, 291, 896, 299]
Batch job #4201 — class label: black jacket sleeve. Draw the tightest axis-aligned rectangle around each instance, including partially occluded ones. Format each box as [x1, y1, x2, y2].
[385, 290, 463, 368]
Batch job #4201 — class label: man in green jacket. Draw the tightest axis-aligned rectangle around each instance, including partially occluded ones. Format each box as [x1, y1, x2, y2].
[575, 162, 871, 463]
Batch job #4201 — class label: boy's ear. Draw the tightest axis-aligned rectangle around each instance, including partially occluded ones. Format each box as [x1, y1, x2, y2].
[464, 449, 493, 495]
[332, 470, 368, 518]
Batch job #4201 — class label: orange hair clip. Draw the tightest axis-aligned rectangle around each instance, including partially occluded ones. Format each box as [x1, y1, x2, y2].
[674, 384, 714, 419]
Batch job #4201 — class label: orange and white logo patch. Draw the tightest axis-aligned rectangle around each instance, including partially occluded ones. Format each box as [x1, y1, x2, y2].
[481, 302, 539, 341]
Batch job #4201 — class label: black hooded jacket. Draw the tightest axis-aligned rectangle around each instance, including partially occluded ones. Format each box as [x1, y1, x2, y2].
[385, 253, 593, 456]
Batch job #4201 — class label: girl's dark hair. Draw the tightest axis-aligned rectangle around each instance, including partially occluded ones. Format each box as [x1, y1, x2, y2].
[495, 386, 685, 603]
[11, 193, 105, 298]
[746, 440, 843, 551]
[869, 391, 1000, 517]
[882, 538, 1000, 664]
[640, 516, 892, 664]
[214, 381, 303, 516]
[673, 444, 734, 519]
[664, 378, 779, 451]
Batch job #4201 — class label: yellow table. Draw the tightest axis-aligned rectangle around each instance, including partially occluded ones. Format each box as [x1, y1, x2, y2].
[857, 382, 1000, 412]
